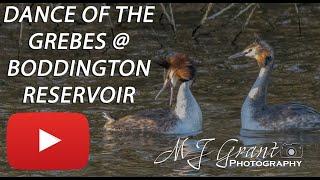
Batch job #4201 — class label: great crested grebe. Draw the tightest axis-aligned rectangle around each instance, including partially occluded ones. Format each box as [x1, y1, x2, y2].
[104, 53, 202, 134]
[229, 36, 320, 131]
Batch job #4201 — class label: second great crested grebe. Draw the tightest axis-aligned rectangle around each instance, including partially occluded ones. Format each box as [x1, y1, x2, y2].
[229, 36, 320, 131]
[104, 53, 202, 134]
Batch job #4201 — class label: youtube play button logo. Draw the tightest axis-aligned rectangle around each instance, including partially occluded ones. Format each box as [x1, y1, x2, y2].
[7, 112, 90, 170]
[39, 129, 62, 152]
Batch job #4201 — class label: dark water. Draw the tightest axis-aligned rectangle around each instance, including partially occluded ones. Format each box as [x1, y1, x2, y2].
[0, 3, 320, 176]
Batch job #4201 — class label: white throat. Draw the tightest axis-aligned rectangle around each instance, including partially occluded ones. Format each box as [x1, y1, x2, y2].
[173, 81, 202, 134]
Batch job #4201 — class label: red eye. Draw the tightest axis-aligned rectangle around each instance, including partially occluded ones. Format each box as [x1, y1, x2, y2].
[244, 49, 252, 54]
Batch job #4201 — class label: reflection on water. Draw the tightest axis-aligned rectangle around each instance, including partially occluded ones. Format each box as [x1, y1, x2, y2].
[239, 129, 320, 146]
[1, 3, 320, 176]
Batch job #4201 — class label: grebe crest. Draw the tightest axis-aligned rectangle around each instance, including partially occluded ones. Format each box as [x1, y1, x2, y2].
[155, 53, 196, 106]
[229, 34, 274, 68]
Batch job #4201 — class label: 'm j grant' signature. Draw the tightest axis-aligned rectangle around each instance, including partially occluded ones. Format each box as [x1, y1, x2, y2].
[154, 137, 282, 170]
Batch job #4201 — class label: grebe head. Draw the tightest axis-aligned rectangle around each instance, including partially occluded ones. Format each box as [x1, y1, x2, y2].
[229, 35, 274, 68]
[154, 53, 196, 106]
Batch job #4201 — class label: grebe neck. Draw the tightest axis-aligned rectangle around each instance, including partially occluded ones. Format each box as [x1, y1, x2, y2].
[245, 66, 272, 109]
[173, 81, 202, 134]
[241, 65, 273, 130]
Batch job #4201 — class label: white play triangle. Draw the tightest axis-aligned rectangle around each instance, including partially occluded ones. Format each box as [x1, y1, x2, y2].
[39, 129, 62, 152]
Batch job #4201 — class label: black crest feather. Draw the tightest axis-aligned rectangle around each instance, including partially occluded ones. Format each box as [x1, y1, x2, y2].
[154, 59, 170, 69]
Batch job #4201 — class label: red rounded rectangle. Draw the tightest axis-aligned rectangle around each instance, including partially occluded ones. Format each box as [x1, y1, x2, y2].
[7, 112, 90, 170]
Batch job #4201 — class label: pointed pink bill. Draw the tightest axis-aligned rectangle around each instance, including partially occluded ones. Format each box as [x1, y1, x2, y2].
[228, 51, 246, 59]
[155, 79, 174, 106]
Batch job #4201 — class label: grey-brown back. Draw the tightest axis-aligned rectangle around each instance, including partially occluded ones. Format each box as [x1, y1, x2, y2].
[105, 108, 179, 133]
[255, 103, 320, 131]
